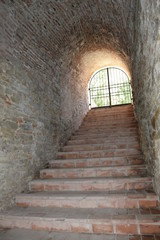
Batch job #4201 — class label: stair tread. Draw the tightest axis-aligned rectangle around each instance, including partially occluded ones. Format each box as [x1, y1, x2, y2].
[16, 190, 158, 199]
[57, 150, 142, 154]
[1, 206, 160, 220]
[50, 156, 143, 161]
[41, 165, 146, 171]
[31, 176, 152, 182]
[2, 229, 160, 240]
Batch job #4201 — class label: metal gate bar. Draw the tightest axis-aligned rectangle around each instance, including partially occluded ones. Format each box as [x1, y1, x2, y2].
[89, 67, 132, 108]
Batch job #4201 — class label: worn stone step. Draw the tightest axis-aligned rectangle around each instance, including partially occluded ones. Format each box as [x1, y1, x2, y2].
[40, 165, 147, 179]
[67, 138, 139, 146]
[16, 191, 159, 209]
[78, 127, 138, 133]
[29, 177, 153, 192]
[86, 107, 134, 114]
[79, 127, 138, 133]
[80, 123, 137, 130]
[2, 229, 160, 240]
[57, 149, 142, 160]
[71, 133, 138, 140]
[82, 119, 136, 124]
[1, 229, 160, 240]
[85, 114, 134, 119]
[87, 108, 134, 115]
[49, 157, 144, 169]
[0, 206, 160, 234]
[63, 143, 140, 152]
[86, 113, 134, 119]
[88, 104, 132, 113]
[75, 129, 138, 136]
[75, 133, 138, 138]
[84, 116, 135, 122]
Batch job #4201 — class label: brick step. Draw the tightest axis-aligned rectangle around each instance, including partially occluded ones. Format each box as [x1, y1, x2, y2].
[88, 105, 133, 113]
[49, 157, 144, 169]
[71, 133, 138, 140]
[40, 165, 147, 179]
[29, 177, 153, 192]
[75, 129, 138, 135]
[86, 112, 134, 118]
[83, 115, 135, 121]
[87, 108, 134, 115]
[16, 191, 159, 209]
[0, 206, 160, 234]
[2, 229, 160, 240]
[81, 121, 137, 125]
[1, 229, 160, 240]
[57, 150, 142, 160]
[63, 143, 140, 152]
[84, 117, 135, 123]
[83, 116, 136, 122]
[76, 129, 138, 136]
[80, 122, 137, 130]
[89, 104, 132, 111]
[67, 138, 139, 146]
[80, 123, 137, 129]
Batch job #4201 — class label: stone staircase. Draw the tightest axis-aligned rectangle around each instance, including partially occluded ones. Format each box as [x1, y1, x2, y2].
[0, 104, 160, 238]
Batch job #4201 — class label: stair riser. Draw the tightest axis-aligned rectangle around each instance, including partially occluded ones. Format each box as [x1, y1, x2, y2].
[63, 144, 140, 152]
[87, 111, 134, 116]
[75, 132, 138, 137]
[81, 122, 137, 128]
[0, 216, 159, 235]
[67, 139, 139, 146]
[85, 115, 134, 120]
[75, 129, 138, 135]
[88, 105, 132, 112]
[88, 105, 132, 111]
[57, 150, 142, 160]
[71, 134, 138, 140]
[40, 168, 147, 179]
[49, 159, 144, 169]
[81, 120, 138, 128]
[16, 196, 158, 209]
[85, 117, 135, 121]
[29, 180, 152, 192]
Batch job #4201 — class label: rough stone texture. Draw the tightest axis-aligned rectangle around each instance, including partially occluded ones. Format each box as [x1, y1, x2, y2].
[133, 1, 160, 196]
[0, 0, 135, 210]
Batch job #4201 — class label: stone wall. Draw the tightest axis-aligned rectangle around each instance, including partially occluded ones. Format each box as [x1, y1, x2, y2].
[133, 0, 160, 195]
[0, 2, 87, 210]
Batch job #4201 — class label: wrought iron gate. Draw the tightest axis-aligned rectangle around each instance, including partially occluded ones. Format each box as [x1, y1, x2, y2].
[89, 67, 132, 108]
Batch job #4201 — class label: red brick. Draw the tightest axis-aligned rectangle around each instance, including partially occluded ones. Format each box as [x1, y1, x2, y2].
[116, 224, 138, 234]
[92, 223, 114, 234]
[140, 224, 160, 234]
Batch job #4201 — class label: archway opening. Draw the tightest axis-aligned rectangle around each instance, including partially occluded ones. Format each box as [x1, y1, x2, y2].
[88, 67, 132, 108]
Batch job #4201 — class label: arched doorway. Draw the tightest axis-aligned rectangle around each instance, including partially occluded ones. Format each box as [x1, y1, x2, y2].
[89, 67, 132, 108]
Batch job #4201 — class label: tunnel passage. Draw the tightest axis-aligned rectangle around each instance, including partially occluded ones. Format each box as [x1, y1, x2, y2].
[0, 0, 135, 210]
[0, 0, 160, 212]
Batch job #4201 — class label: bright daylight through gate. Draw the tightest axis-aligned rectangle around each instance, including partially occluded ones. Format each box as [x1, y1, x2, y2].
[89, 67, 132, 108]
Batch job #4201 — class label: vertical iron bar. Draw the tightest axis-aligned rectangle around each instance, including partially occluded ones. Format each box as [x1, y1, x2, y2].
[89, 87, 91, 107]
[107, 68, 111, 106]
